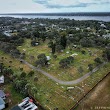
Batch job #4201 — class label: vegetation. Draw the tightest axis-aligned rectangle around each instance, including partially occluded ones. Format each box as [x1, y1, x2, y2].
[0, 17, 110, 110]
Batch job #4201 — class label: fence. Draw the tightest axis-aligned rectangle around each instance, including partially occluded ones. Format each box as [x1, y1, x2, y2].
[70, 72, 110, 110]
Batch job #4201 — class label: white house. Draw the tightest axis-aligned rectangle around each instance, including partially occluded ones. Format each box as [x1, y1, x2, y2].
[11, 97, 38, 110]
[0, 97, 5, 110]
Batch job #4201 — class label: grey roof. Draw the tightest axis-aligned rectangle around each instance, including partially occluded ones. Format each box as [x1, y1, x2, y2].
[11, 106, 21, 110]
[0, 90, 5, 98]
[0, 97, 5, 105]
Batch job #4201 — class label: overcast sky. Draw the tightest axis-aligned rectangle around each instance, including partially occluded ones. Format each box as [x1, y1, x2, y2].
[0, 0, 110, 13]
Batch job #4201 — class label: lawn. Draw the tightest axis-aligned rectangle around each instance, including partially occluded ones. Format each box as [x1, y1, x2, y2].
[0, 50, 32, 73]
[18, 39, 103, 81]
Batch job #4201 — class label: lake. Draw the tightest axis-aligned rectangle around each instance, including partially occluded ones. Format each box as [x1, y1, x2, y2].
[0, 15, 110, 22]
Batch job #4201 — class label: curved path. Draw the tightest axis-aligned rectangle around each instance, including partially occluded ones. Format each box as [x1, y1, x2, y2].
[20, 59, 107, 85]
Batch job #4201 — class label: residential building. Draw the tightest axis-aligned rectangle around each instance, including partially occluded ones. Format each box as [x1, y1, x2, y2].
[11, 97, 38, 110]
[0, 97, 5, 110]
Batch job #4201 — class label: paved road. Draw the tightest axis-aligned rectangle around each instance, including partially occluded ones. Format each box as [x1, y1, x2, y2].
[20, 59, 107, 85]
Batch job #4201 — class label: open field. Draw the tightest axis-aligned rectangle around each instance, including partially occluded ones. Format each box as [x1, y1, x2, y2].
[75, 73, 110, 110]
[18, 39, 103, 81]
[0, 50, 32, 73]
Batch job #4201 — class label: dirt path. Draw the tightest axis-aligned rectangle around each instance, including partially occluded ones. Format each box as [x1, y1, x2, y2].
[20, 59, 107, 85]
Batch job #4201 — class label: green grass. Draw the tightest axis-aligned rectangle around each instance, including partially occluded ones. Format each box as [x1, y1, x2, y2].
[0, 39, 110, 110]
[3, 84, 23, 110]
[17, 39, 103, 81]
[0, 50, 32, 73]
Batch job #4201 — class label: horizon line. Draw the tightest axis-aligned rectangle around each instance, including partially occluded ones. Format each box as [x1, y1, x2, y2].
[0, 12, 110, 14]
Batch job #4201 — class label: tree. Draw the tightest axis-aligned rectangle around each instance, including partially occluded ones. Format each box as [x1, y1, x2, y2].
[66, 56, 74, 64]
[14, 79, 28, 96]
[59, 56, 74, 68]
[94, 57, 102, 64]
[0, 63, 4, 73]
[59, 58, 68, 68]
[36, 54, 47, 66]
[88, 64, 93, 71]
[20, 72, 26, 78]
[60, 35, 67, 49]
[81, 50, 86, 54]
[52, 43, 56, 54]
[48, 41, 56, 54]
[28, 71, 34, 77]
[56, 45, 63, 52]
[103, 49, 110, 61]
[3, 67, 13, 77]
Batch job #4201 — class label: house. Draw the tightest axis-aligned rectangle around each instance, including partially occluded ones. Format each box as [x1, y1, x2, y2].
[102, 34, 110, 39]
[0, 97, 5, 110]
[100, 23, 106, 28]
[0, 75, 4, 84]
[0, 90, 6, 99]
[3, 31, 11, 37]
[11, 97, 38, 110]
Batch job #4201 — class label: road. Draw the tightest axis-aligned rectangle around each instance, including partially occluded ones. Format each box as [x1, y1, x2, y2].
[20, 59, 107, 85]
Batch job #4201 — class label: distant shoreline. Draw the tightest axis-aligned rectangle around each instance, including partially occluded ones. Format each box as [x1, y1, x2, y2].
[0, 13, 110, 22]
[0, 12, 110, 16]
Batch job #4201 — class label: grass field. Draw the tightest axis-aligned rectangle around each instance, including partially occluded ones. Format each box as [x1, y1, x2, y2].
[18, 39, 103, 81]
[0, 50, 32, 73]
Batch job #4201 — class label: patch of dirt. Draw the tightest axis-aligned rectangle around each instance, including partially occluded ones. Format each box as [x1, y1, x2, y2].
[76, 73, 110, 110]
[87, 77, 108, 101]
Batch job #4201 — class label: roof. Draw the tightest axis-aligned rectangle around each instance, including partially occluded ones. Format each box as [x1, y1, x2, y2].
[0, 90, 5, 98]
[11, 106, 21, 110]
[0, 97, 5, 105]
[18, 97, 38, 110]
[0, 75, 4, 84]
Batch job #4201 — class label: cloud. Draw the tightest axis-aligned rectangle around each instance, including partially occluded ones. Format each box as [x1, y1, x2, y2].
[33, 0, 110, 9]
[46, 4, 88, 9]
[33, 0, 48, 4]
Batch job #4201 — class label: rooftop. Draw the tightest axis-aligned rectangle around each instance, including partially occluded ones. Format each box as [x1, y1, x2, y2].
[0, 90, 6, 99]
[11, 106, 21, 110]
[0, 97, 5, 105]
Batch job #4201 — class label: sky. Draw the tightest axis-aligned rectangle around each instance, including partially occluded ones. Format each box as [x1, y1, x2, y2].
[0, 0, 110, 13]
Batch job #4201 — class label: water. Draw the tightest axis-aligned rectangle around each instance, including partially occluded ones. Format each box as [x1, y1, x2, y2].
[0, 15, 110, 22]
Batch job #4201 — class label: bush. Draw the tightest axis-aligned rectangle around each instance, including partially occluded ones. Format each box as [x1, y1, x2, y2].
[59, 56, 74, 68]
[20, 72, 26, 78]
[94, 57, 102, 64]
[28, 71, 34, 77]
